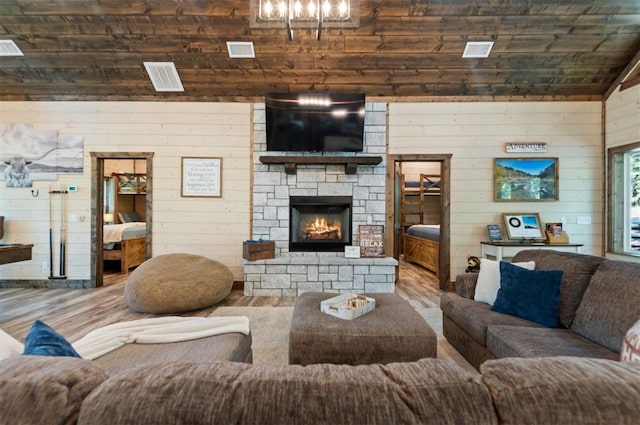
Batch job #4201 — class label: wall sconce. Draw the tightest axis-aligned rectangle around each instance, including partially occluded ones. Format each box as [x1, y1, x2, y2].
[250, 0, 359, 41]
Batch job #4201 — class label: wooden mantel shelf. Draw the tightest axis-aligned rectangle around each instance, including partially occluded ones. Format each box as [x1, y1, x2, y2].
[259, 155, 383, 175]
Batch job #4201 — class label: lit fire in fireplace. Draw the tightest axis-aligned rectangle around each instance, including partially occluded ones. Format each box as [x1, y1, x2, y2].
[303, 216, 342, 240]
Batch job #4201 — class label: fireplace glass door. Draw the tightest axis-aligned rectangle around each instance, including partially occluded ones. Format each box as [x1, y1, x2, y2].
[290, 196, 352, 252]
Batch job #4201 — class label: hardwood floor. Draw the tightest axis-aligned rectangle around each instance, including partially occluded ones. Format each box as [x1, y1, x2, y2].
[0, 258, 442, 342]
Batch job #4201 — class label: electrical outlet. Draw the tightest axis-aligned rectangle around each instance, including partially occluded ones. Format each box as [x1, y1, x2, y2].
[560, 216, 567, 224]
[41, 261, 48, 270]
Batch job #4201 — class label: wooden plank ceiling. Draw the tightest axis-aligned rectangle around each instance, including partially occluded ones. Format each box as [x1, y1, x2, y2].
[0, 0, 639, 101]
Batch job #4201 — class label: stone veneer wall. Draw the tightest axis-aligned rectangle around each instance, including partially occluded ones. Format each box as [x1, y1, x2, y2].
[244, 102, 397, 296]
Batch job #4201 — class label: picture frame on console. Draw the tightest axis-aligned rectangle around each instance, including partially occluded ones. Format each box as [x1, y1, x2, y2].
[503, 213, 544, 240]
[494, 157, 558, 201]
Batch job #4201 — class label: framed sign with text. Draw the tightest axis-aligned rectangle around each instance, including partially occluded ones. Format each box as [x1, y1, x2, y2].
[358, 225, 385, 258]
[181, 157, 222, 198]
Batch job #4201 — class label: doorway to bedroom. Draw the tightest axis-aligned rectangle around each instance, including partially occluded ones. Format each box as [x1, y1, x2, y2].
[386, 154, 451, 290]
[91, 152, 154, 288]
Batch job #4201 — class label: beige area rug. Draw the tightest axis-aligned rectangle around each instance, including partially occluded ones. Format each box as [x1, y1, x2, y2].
[210, 307, 294, 365]
[212, 306, 476, 373]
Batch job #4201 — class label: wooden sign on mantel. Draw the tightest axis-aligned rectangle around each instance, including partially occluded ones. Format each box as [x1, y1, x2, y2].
[505, 143, 547, 153]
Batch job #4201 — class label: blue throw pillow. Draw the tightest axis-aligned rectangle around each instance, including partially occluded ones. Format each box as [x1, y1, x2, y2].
[23, 320, 81, 358]
[492, 262, 563, 328]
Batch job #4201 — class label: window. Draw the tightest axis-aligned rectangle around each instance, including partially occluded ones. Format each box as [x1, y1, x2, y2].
[608, 142, 640, 255]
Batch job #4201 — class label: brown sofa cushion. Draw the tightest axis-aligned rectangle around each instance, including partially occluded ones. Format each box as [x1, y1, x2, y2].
[572, 260, 640, 353]
[486, 325, 619, 360]
[0, 356, 109, 425]
[481, 357, 640, 425]
[93, 332, 252, 374]
[440, 292, 543, 346]
[124, 253, 233, 313]
[78, 359, 498, 425]
[512, 250, 605, 328]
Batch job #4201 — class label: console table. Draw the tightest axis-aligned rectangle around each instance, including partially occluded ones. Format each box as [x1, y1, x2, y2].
[481, 241, 583, 261]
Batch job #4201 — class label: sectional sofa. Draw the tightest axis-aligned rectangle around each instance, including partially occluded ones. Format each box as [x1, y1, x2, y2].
[2, 354, 640, 424]
[3, 249, 640, 424]
[441, 249, 640, 370]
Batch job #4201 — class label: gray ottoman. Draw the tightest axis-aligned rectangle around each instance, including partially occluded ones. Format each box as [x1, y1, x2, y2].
[289, 292, 437, 365]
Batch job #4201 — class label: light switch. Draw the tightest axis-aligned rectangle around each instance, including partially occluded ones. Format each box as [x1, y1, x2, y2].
[577, 216, 592, 225]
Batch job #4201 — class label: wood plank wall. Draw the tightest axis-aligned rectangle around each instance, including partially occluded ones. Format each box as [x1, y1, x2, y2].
[0, 100, 611, 281]
[388, 101, 603, 275]
[606, 84, 640, 150]
[0, 102, 251, 281]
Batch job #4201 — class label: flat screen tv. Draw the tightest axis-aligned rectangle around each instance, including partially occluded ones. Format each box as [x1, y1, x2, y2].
[265, 93, 365, 152]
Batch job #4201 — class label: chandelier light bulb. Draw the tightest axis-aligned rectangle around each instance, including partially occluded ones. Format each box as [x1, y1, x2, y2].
[323, 0, 331, 17]
[279, 1, 288, 17]
[264, 0, 273, 17]
[307, 1, 316, 18]
[339, 0, 347, 17]
[292, 0, 301, 18]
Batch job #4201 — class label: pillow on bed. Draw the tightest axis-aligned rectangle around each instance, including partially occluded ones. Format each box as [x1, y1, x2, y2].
[118, 211, 142, 223]
[474, 258, 535, 306]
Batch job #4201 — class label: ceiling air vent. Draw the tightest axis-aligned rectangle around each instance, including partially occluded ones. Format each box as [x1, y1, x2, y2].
[462, 41, 494, 58]
[143, 62, 184, 92]
[227, 42, 255, 58]
[0, 40, 24, 56]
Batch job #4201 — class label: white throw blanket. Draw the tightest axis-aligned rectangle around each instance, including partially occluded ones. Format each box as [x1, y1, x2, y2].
[72, 316, 250, 360]
[103, 222, 145, 244]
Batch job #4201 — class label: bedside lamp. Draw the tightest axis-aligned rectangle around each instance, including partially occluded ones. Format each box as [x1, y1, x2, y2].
[103, 213, 114, 224]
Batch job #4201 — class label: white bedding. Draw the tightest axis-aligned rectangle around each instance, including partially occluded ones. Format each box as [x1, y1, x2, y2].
[103, 222, 145, 244]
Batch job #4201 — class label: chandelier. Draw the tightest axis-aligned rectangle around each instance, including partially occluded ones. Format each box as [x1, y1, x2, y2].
[250, 0, 359, 40]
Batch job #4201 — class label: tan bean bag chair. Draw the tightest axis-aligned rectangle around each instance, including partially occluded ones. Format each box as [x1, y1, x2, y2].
[124, 253, 233, 313]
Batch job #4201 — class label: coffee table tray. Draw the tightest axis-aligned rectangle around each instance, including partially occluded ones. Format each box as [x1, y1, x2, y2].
[320, 293, 376, 320]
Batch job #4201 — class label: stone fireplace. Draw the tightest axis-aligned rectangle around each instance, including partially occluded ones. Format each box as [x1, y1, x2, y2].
[289, 196, 352, 252]
[243, 102, 397, 296]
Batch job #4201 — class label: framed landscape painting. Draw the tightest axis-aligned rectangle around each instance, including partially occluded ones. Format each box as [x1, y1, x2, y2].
[494, 158, 558, 201]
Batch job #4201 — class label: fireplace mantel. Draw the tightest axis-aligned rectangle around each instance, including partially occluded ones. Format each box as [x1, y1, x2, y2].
[259, 155, 383, 175]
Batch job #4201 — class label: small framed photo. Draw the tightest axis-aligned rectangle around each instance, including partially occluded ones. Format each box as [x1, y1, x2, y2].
[181, 157, 222, 198]
[486, 224, 503, 242]
[503, 213, 544, 240]
[545, 222, 563, 236]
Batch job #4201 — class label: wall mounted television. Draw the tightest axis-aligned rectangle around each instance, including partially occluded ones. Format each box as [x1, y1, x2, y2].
[265, 93, 365, 152]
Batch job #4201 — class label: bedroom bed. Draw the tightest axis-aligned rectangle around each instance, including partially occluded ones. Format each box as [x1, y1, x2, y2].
[103, 222, 147, 273]
[403, 224, 440, 277]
